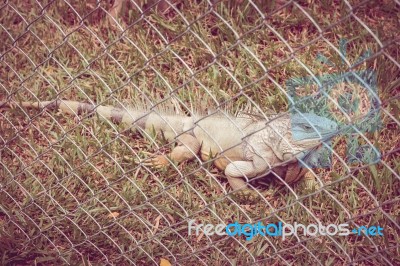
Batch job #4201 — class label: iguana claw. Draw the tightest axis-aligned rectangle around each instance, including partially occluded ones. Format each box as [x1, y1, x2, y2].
[141, 153, 171, 168]
[303, 171, 320, 190]
[231, 188, 272, 204]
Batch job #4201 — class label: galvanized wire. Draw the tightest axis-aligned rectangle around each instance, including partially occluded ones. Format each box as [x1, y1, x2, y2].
[0, 0, 399, 265]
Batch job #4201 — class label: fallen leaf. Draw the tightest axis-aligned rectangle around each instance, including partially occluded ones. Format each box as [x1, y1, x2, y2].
[160, 258, 171, 266]
[108, 212, 120, 218]
[153, 215, 162, 233]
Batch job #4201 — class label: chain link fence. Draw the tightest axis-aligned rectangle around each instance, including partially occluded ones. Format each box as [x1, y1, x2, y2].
[0, 0, 399, 265]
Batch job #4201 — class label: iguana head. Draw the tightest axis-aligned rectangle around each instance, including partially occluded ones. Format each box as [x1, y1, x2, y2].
[280, 113, 338, 162]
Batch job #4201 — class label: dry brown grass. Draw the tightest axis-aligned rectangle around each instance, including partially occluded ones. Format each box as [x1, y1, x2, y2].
[0, 0, 399, 265]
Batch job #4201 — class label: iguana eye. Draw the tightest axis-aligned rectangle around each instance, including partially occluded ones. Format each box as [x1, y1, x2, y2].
[303, 125, 312, 130]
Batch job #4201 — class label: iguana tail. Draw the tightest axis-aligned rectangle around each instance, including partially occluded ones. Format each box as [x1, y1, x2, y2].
[0, 100, 132, 124]
[0, 100, 191, 139]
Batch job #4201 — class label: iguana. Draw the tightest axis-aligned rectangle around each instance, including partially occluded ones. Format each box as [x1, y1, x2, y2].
[0, 99, 337, 196]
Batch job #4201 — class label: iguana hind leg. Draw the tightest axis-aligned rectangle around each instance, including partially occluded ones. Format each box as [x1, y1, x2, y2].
[143, 133, 201, 168]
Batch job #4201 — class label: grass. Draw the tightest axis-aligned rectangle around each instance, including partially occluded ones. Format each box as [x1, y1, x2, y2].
[0, 0, 399, 265]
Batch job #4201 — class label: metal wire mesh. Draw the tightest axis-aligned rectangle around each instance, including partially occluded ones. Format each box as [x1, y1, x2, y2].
[0, 0, 399, 265]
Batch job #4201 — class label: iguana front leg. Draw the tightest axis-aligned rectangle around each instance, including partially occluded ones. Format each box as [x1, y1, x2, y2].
[282, 163, 318, 190]
[224, 157, 273, 202]
[225, 158, 317, 202]
[284, 164, 308, 184]
[224, 156, 269, 191]
[143, 133, 201, 167]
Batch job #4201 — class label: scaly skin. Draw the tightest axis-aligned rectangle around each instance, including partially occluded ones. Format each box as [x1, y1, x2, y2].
[0, 100, 337, 198]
